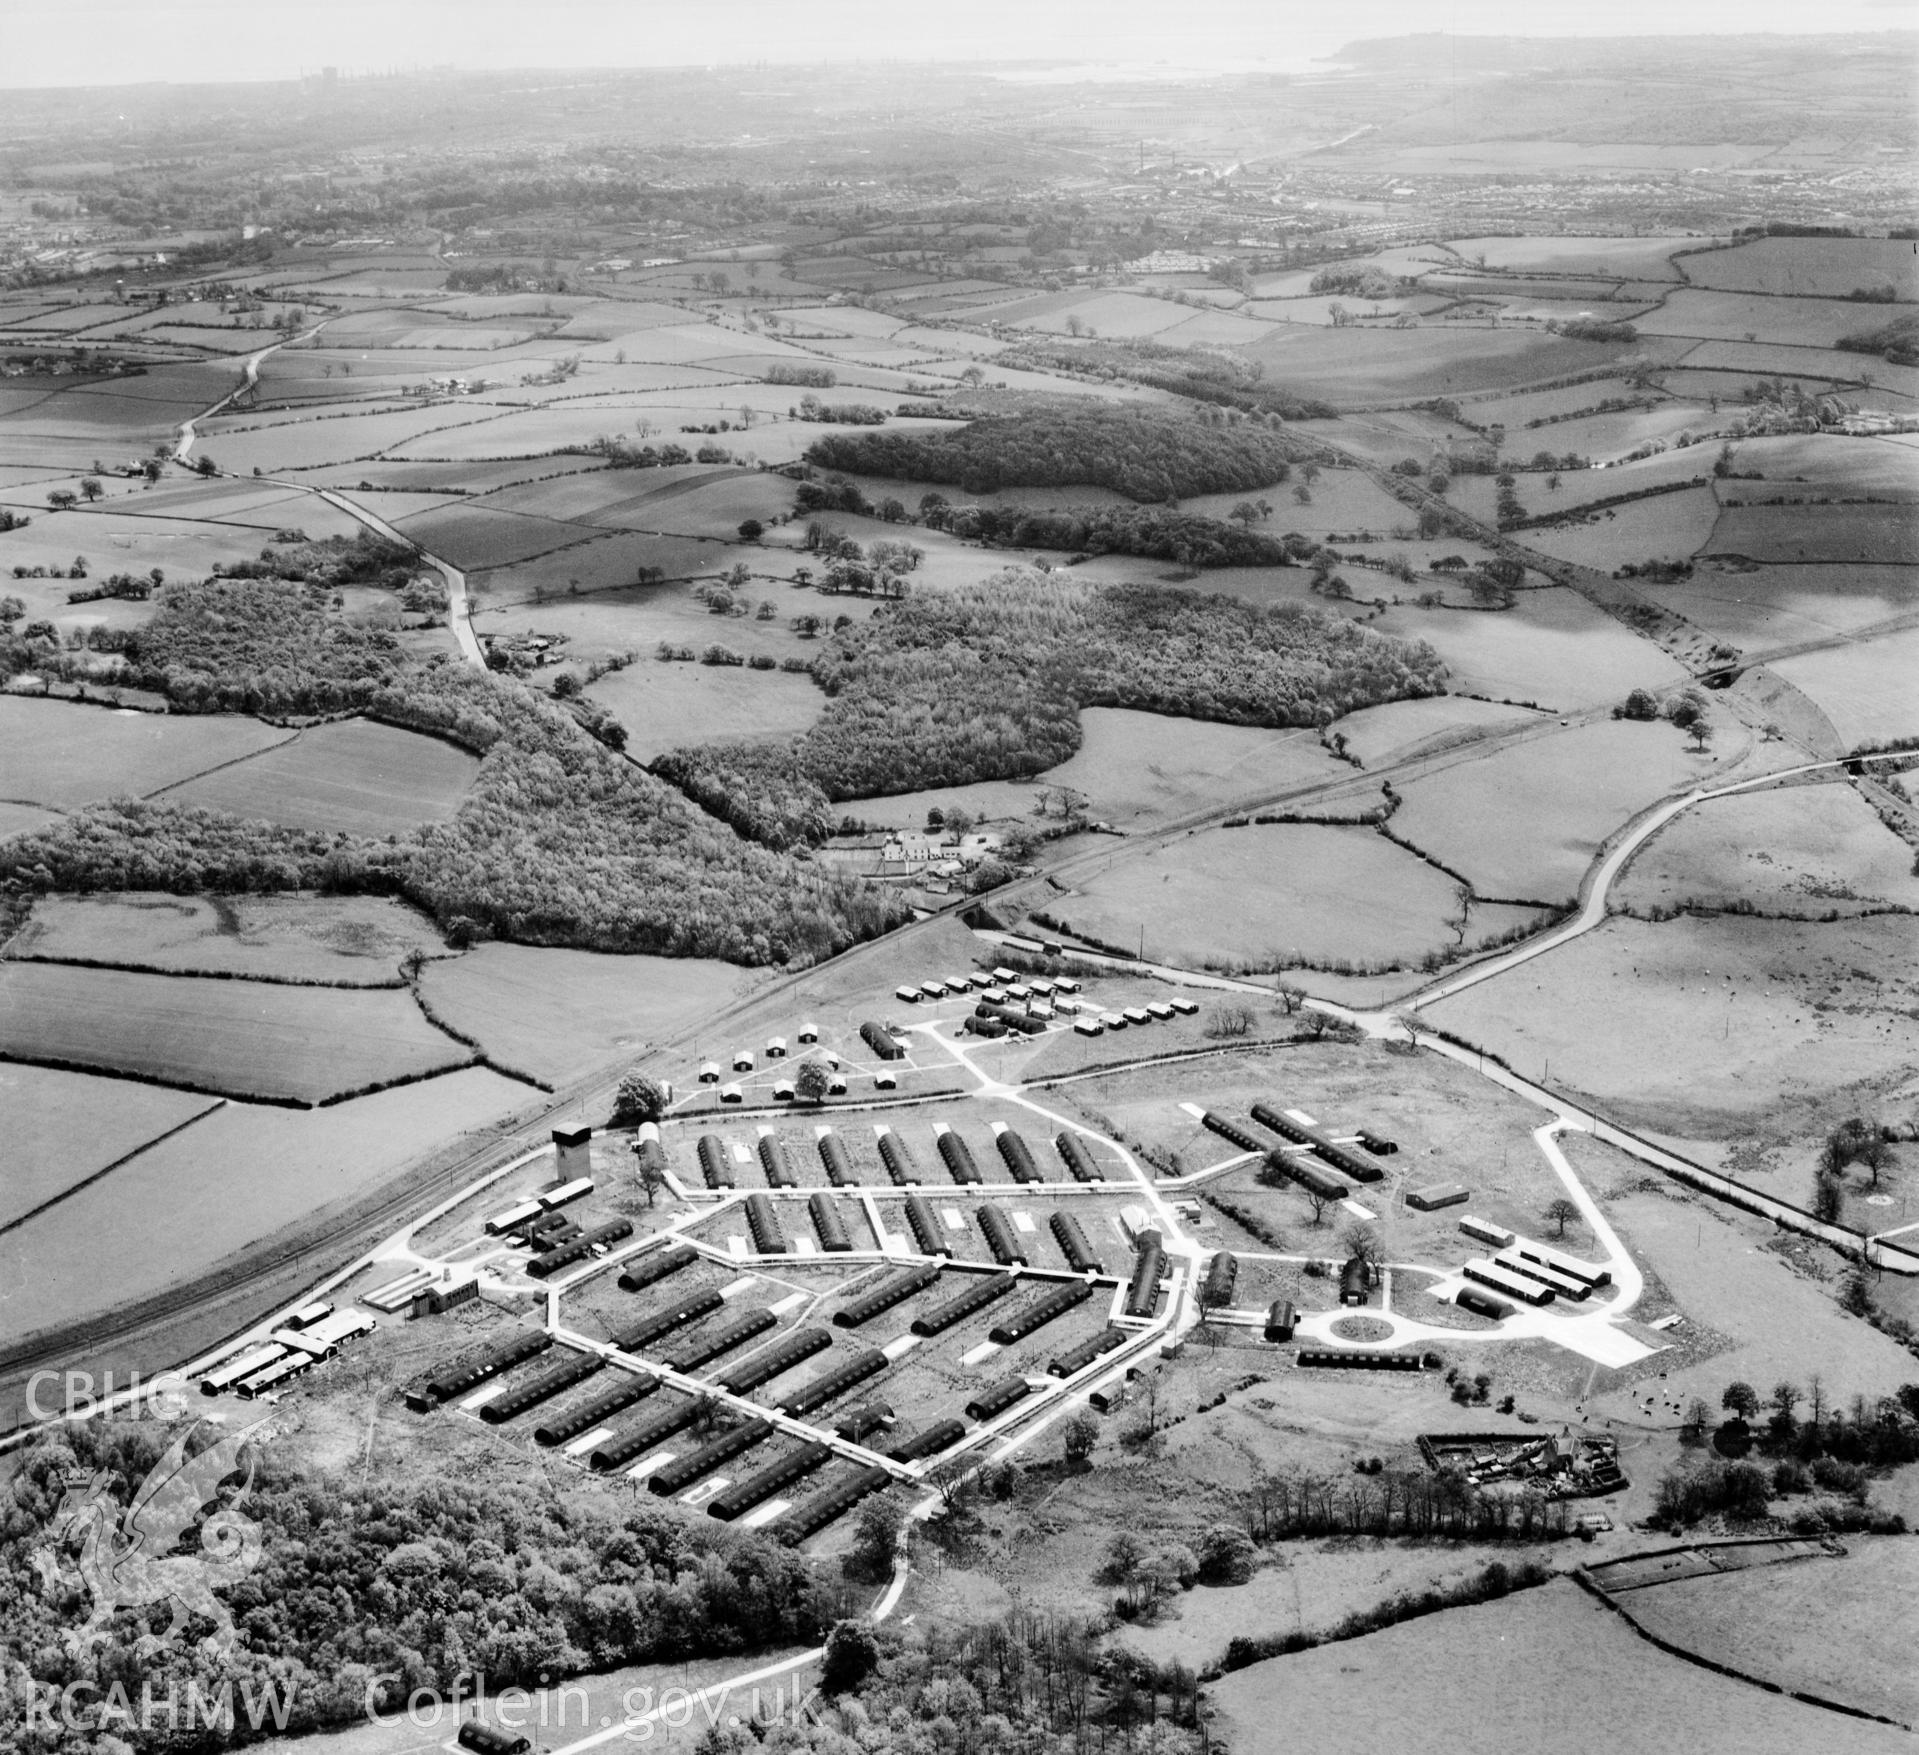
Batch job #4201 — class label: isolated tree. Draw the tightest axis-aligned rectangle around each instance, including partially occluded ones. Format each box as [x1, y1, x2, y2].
[141, 458, 163, 484]
[820, 1620, 881, 1695]
[1721, 1381, 1760, 1421]
[1195, 1523, 1256, 1585]
[793, 1059, 832, 1105]
[1340, 1223, 1383, 1268]
[1543, 1197, 1581, 1238]
[1304, 1188, 1334, 1227]
[1100, 1531, 1146, 1606]
[737, 519, 763, 542]
[852, 1493, 905, 1575]
[1813, 1171, 1845, 1224]
[78, 476, 103, 502]
[1686, 720, 1713, 755]
[1681, 1397, 1714, 1446]
[1062, 1408, 1100, 1468]
[633, 1143, 669, 1208]
[46, 489, 76, 511]
[611, 1070, 668, 1126]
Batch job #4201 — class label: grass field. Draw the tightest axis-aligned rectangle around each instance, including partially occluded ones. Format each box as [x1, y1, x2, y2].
[0, 698, 292, 809]
[1035, 709, 1350, 830]
[6, 892, 445, 981]
[1427, 911, 1919, 1137]
[1590, 1174, 1919, 1411]
[1389, 719, 1714, 902]
[0, 1066, 536, 1343]
[1705, 501, 1919, 566]
[1521, 483, 1724, 569]
[1334, 695, 1543, 766]
[1205, 1579, 1913, 1755]
[1768, 623, 1919, 746]
[390, 502, 595, 568]
[161, 717, 481, 835]
[1444, 235, 1693, 278]
[416, 943, 766, 1086]
[0, 961, 473, 1102]
[585, 657, 822, 761]
[1370, 589, 1686, 711]
[1636, 560, 1918, 650]
[1233, 326, 1629, 404]
[1060, 823, 1463, 968]
[1679, 236, 1919, 300]
[1615, 779, 1919, 918]
[0, 1061, 215, 1230]
[1637, 289, 1898, 350]
[1622, 1539, 1919, 1726]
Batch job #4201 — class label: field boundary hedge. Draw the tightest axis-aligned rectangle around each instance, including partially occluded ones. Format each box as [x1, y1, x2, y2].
[0, 1099, 225, 1241]
[2, 951, 408, 990]
[1570, 1568, 1914, 1732]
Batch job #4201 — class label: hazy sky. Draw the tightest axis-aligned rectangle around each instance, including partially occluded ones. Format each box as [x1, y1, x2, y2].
[4, 0, 1914, 87]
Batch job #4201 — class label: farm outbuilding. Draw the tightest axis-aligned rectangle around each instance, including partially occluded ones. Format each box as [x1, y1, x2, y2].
[833, 1262, 940, 1327]
[611, 1291, 723, 1354]
[620, 1243, 699, 1293]
[1407, 1183, 1469, 1212]
[911, 1272, 1018, 1336]
[534, 1371, 658, 1447]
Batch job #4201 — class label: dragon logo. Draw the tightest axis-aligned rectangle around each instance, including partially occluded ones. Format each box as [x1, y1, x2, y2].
[33, 1420, 269, 1655]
